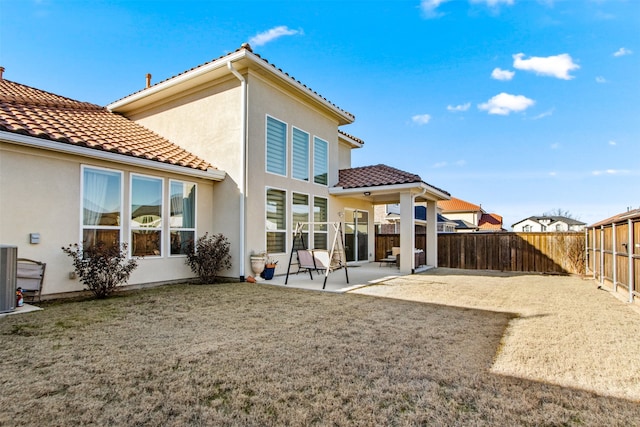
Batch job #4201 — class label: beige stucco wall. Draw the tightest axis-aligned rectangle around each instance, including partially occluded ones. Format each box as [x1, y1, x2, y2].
[118, 68, 363, 277]
[0, 142, 217, 297]
[126, 77, 243, 278]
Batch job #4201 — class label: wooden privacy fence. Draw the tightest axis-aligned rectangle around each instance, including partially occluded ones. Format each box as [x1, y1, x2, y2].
[586, 211, 639, 303]
[376, 232, 585, 275]
[437, 232, 585, 274]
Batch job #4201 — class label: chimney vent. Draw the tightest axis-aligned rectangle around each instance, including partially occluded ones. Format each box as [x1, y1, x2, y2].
[146, 73, 152, 88]
[0, 67, 4, 80]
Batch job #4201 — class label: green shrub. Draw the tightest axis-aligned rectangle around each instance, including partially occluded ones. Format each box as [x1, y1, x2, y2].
[185, 233, 232, 284]
[62, 242, 138, 299]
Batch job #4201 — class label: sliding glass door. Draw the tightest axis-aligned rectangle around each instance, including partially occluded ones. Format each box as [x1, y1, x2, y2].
[344, 209, 368, 262]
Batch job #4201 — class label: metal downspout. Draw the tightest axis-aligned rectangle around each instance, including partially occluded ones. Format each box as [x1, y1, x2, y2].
[227, 61, 247, 281]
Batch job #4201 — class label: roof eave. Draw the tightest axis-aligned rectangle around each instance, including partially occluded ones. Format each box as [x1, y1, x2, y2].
[330, 182, 450, 202]
[107, 49, 355, 125]
[1, 131, 226, 181]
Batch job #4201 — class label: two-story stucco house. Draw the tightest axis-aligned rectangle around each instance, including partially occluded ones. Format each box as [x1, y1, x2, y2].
[512, 216, 586, 232]
[0, 44, 450, 298]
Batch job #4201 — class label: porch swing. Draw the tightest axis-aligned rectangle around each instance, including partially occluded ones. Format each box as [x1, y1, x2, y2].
[284, 222, 349, 289]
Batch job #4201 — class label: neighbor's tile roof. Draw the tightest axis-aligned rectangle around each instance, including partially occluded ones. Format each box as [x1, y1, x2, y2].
[438, 197, 482, 212]
[478, 213, 503, 230]
[588, 209, 640, 227]
[0, 78, 213, 171]
[336, 164, 450, 195]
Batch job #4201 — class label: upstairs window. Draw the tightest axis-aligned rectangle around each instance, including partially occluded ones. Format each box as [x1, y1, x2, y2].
[313, 136, 328, 185]
[169, 180, 196, 256]
[266, 116, 287, 176]
[82, 166, 122, 250]
[131, 175, 163, 257]
[292, 127, 309, 181]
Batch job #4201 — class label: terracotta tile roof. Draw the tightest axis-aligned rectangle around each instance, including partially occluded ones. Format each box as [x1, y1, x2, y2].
[0, 78, 213, 171]
[338, 129, 364, 145]
[336, 164, 422, 188]
[437, 197, 482, 213]
[336, 164, 449, 196]
[111, 44, 355, 121]
[478, 213, 503, 230]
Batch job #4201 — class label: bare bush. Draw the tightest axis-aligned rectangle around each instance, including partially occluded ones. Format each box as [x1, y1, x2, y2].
[185, 233, 232, 283]
[62, 242, 138, 299]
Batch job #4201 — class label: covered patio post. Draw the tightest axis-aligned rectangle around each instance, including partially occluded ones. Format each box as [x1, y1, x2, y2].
[426, 200, 438, 267]
[399, 191, 415, 274]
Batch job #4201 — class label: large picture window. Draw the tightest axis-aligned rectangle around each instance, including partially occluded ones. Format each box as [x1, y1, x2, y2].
[131, 175, 163, 257]
[313, 197, 328, 250]
[266, 116, 287, 176]
[266, 188, 286, 253]
[292, 128, 309, 181]
[313, 136, 328, 185]
[82, 166, 122, 250]
[169, 180, 196, 256]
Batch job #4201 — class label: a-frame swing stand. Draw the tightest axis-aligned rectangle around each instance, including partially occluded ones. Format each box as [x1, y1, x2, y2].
[285, 222, 349, 289]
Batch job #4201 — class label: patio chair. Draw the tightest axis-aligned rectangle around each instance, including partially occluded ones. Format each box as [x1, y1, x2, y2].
[16, 258, 46, 302]
[296, 249, 325, 279]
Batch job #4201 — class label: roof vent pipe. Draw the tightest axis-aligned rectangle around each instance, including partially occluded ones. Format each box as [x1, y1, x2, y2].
[0, 67, 4, 80]
[146, 73, 152, 88]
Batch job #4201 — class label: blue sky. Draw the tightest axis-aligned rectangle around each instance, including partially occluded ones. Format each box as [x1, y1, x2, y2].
[2, 0, 638, 228]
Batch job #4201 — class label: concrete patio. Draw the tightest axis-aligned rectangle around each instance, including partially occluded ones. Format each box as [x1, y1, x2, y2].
[260, 262, 434, 293]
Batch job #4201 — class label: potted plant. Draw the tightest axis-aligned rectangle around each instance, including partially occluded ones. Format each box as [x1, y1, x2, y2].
[250, 250, 267, 278]
[261, 258, 278, 280]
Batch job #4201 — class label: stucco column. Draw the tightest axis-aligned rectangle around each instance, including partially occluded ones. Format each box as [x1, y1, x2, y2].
[400, 191, 415, 274]
[426, 200, 438, 267]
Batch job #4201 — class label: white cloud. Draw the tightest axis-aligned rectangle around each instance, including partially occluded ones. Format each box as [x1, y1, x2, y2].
[512, 53, 580, 80]
[447, 102, 471, 112]
[433, 159, 466, 168]
[549, 171, 557, 176]
[470, 0, 514, 6]
[613, 47, 632, 57]
[249, 26, 302, 47]
[532, 109, 554, 120]
[550, 143, 560, 150]
[455, 160, 467, 167]
[592, 169, 630, 176]
[478, 92, 535, 115]
[433, 161, 448, 168]
[608, 140, 617, 146]
[412, 114, 432, 125]
[420, 0, 451, 18]
[491, 67, 515, 81]
[595, 76, 607, 84]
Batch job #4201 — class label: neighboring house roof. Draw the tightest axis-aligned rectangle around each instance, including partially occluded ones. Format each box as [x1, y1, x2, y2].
[478, 213, 503, 231]
[108, 43, 355, 125]
[587, 208, 640, 228]
[438, 197, 481, 213]
[511, 216, 586, 228]
[453, 219, 478, 230]
[0, 77, 216, 173]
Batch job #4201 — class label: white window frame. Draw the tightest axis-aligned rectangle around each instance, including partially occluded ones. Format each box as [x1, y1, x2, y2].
[265, 115, 288, 177]
[80, 165, 123, 250]
[291, 191, 310, 249]
[168, 179, 197, 257]
[266, 187, 287, 254]
[291, 126, 310, 182]
[130, 173, 164, 258]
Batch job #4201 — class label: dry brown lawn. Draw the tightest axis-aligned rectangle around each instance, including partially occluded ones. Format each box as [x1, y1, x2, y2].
[1, 277, 639, 426]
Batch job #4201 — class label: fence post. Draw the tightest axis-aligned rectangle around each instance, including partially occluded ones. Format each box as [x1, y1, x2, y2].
[600, 226, 605, 285]
[629, 218, 634, 303]
[613, 222, 617, 292]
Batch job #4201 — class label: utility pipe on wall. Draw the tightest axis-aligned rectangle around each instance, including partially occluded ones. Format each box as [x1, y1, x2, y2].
[227, 61, 247, 281]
